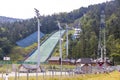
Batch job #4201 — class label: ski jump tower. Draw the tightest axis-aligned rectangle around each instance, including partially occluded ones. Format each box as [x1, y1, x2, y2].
[97, 10, 106, 63]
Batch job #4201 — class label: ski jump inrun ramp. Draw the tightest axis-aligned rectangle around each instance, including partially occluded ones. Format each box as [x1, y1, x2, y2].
[24, 30, 65, 63]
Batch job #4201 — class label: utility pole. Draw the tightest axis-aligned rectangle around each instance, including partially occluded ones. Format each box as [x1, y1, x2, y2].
[34, 8, 41, 80]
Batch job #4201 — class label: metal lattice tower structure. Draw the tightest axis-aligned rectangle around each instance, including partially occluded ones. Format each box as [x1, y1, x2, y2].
[97, 10, 106, 62]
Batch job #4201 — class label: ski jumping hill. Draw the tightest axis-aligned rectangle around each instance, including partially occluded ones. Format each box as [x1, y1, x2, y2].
[24, 30, 65, 64]
[16, 31, 45, 47]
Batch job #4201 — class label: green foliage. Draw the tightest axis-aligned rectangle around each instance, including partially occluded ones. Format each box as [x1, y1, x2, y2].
[0, 6, 87, 60]
[0, 0, 120, 64]
[67, 0, 120, 62]
[0, 37, 12, 58]
[8, 43, 37, 61]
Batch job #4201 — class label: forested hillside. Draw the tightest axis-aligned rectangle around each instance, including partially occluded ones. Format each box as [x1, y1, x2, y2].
[0, 16, 22, 23]
[0, 0, 120, 63]
[0, 7, 87, 59]
[68, 0, 120, 64]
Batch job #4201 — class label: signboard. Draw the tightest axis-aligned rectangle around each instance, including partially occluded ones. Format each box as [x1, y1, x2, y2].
[3, 57, 10, 60]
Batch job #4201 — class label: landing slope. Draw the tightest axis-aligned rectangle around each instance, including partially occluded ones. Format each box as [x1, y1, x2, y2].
[24, 30, 65, 63]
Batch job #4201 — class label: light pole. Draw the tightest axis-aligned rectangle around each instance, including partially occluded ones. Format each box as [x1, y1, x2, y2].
[34, 8, 41, 68]
[66, 24, 69, 58]
[57, 21, 62, 76]
[34, 8, 41, 80]
[100, 10, 106, 62]
[97, 10, 106, 63]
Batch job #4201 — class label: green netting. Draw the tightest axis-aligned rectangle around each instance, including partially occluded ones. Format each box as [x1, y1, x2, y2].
[24, 30, 65, 63]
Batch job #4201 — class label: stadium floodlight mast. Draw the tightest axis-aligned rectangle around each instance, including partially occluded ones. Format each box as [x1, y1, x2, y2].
[34, 8, 41, 80]
[97, 10, 106, 63]
[100, 10, 106, 62]
[66, 24, 69, 57]
[34, 8, 41, 68]
[57, 21, 63, 76]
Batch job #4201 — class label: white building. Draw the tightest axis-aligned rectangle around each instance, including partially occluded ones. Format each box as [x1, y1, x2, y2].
[74, 23, 81, 39]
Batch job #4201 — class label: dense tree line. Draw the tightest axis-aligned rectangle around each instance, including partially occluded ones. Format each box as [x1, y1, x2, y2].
[0, 6, 87, 59]
[68, 0, 120, 64]
[0, 0, 119, 63]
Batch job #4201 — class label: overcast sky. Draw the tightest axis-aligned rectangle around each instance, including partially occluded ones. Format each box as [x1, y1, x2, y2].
[0, 0, 111, 19]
